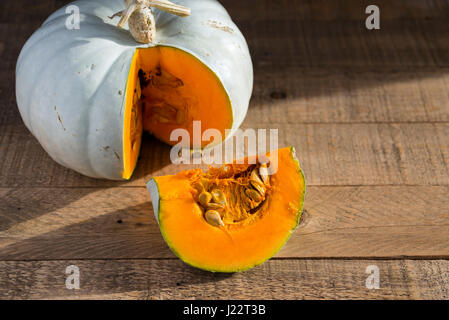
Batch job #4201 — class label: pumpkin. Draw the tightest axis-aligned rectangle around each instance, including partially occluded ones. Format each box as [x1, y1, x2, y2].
[147, 147, 306, 272]
[16, 0, 253, 180]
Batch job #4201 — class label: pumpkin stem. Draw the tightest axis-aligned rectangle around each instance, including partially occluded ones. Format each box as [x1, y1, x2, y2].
[147, 0, 191, 17]
[117, 3, 138, 28]
[111, 0, 190, 43]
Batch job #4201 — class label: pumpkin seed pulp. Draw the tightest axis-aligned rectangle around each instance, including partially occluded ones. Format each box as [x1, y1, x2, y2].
[192, 163, 271, 227]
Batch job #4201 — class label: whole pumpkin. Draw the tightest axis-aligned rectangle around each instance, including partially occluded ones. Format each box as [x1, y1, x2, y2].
[16, 0, 253, 180]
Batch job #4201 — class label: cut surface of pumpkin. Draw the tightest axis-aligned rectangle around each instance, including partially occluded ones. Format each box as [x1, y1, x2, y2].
[147, 147, 305, 272]
[123, 46, 233, 179]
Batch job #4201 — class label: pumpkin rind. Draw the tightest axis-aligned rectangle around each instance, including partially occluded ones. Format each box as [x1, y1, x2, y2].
[16, 0, 253, 179]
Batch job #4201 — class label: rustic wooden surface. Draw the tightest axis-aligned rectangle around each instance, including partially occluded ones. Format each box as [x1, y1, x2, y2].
[0, 0, 449, 299]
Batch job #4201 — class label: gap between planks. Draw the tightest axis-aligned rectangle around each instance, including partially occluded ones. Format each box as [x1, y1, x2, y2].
[1, 256, 449, 262]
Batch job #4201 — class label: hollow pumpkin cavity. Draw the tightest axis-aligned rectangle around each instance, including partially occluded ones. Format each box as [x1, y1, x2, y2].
[147, 147, 305, 272]
[123, 46, 233, 179]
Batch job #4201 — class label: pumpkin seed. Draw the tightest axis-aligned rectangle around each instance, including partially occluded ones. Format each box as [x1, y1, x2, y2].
[250, 168, 263, 185]
[211, 189, 226, 205]
[250, 179, 266, 196]
[259, 163, 269, 184]
[206, 202, 225, 210]
[205, 210, 224, 227]
[245, 188, 263, 202]
[239, 187, 252, 211]
[192, 181, 204, 193]
[200, 178, 210, 190]
[236, 187, 251, 211]
[198, 191, 212, 207]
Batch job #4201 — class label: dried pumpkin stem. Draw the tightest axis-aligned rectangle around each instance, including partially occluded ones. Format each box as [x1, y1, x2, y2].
[117, 3, 138, 28]
[148, 0, 191, 17]
[111, 0, 191, 43]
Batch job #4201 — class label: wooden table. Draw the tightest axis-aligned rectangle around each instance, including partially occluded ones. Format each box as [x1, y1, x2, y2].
[1, 0, 448, 299]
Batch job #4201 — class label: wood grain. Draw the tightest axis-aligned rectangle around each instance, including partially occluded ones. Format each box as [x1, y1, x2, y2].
[5, 68, 449, 127]
[248, 68, 449, 124]
[1, 123, 448, 187]
[283, 123, 449, 186]
[228, 0, 449, 22]
[3, 0, 449, 127]
[1, 0, 449, 300]
[0, 186, 447, 260]
[0, 259, 448, 299]
[235, 0, 449, 68]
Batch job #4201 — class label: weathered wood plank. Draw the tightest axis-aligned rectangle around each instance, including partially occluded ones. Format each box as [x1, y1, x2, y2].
[4, 67, 449, 126]
[226, 0, 449, 22]
[0, 124, 177, 187]
[244, 19, 449, 69]
[283, 123, 449, 186]
[1, 123, 448, 187]
[248, 68, 449, 124]
[3, 1, 449, 127]
[234, 0, 449, 68]
[3, 0, 449, 71]
[0, 186, 447, 260]
[0, 259, 448, 299]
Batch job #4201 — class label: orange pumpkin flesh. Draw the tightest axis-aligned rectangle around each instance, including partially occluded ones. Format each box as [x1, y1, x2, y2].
[123, 46, 233, 179]
[148, 147, 305, 272]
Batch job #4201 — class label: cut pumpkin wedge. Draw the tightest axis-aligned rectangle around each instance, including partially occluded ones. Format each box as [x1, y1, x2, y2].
[146, 147, 305, 272]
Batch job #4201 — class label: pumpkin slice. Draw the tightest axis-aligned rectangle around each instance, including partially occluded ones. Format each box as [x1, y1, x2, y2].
[147, 147, 305, 272]
[123, 46, 233, 179]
